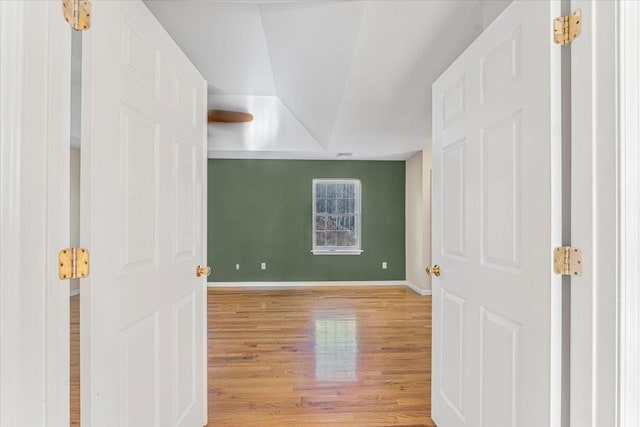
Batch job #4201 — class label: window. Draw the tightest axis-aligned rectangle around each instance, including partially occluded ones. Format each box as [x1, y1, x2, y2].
[312, 179, 362, 255]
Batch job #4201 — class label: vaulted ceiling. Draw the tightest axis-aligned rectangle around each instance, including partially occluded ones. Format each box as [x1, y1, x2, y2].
[145, 0, 510, 159]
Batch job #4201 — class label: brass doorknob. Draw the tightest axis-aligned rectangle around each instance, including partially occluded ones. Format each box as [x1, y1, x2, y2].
[426, 265, 441, 277]
[196, 265, 211, 277]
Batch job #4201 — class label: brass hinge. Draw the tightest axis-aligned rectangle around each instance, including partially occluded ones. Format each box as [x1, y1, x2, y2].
[62, 0, 91, 31]
[59, 248, 90, 280]
[554, 9, 581, 46]
[553, 247, 583, 276]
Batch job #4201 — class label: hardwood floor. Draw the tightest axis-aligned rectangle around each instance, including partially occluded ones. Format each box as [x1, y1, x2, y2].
[70, 286, 434, 426]
[208, 286, 434, 427]
[70, 294, 80, 427]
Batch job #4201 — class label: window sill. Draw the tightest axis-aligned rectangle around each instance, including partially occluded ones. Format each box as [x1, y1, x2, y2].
[310, 249, 364, 256]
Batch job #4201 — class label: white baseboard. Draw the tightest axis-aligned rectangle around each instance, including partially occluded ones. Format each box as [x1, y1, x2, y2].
[404, 281, 432, 296]
[70, 288, 80, 297]
[207, 280, 432, 296]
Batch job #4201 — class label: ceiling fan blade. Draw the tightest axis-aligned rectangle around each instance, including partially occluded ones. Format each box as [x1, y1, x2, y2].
[207, 109, 253, 123]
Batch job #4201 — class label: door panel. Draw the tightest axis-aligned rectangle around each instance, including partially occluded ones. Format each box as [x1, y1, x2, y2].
[172, 292, 197, 425]
[479, 307, 519, 426]
[118, 313, 160, 426]
[431, 2, 562, 427]
[480, 28, 521, 103]
[81, 1, 207, 426]
[480, 111, 522, 270]
[119, 105, 160, 271]
[440, 289, 465, 422]
[173, 141, 197, 260]
[441, 140, 466, 260]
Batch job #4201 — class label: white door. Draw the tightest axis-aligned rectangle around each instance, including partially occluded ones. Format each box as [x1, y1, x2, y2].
[431, 2, 562, 427]
[80, 1, 208, 426]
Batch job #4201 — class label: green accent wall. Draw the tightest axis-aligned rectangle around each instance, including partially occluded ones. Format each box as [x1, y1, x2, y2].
[208, 159, 405, 282]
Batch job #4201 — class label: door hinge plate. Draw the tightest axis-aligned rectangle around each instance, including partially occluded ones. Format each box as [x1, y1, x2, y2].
[62, 0, 91, 31]
[553, 246, 582, 276]
[59, 248, 89, 280]
[554, 9, 581, 45]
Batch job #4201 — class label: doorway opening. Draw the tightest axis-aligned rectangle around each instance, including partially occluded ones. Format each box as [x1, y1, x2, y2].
[70, 29, 82, 427]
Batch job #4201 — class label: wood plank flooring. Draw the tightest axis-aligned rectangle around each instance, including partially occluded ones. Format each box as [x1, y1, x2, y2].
[71, 294, 80, 426]
[71, 286, 434, 426]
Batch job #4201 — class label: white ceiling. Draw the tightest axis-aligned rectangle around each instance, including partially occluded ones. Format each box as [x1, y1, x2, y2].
[145, 0, 511, 160]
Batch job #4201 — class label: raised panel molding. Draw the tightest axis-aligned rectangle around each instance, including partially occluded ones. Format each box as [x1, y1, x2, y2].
[121, 15, 160, 97]
[441, 139, 466, 260]
[480, 26, 522, 105]
[119, 104, 160, 273]
[480, 110, 522, 271]
[173, 74, 197, 125]
[440, 290, 466, 422]
[479, 306, 519, 427]
[442, 76, 466, 128]
[173, 138, 196, 261]
[172, 292, 197, 426]
[118, 312, 160, 427]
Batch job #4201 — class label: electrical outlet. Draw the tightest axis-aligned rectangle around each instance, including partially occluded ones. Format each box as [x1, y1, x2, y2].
[235, 264, 240, 270]
[382, 261, 388, 269]
[261, 262, 266, 270]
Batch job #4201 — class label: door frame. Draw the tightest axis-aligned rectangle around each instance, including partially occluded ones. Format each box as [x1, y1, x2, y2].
[618, 1, 640, 426]
[0, 1, 631, 425]
[570, 1, 619, 425]
[0, 1, 71, 426]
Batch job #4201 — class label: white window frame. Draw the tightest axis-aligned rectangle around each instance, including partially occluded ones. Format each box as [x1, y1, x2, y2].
[311, 178, 363, 255]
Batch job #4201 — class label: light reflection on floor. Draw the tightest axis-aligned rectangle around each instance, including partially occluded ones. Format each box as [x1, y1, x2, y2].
[314, 316, 358, 381]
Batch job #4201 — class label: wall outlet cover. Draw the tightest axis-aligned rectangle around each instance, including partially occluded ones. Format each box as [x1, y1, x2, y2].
[261, 262, 266, 270]
[382, 261, 388, 269]
[236, 264, 240, 270]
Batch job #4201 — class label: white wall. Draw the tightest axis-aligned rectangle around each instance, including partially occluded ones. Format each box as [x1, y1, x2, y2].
[405, 151, 432, 292]
[70, 148, 80, 295]
[422, 150, 432, 292]
[405, 152, 423, 290]
[481, 0, 512, 29]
